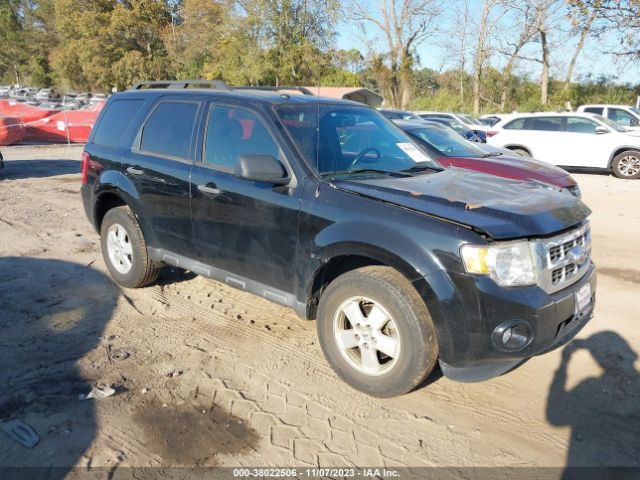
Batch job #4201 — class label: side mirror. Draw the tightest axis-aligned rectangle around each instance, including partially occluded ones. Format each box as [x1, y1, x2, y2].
[235, 155, 290, 185]
[630, 118, 639, 127]
[595, 126, 609, 134]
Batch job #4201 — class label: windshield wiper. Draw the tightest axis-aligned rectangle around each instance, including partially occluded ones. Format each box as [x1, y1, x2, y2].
[400, 162, 443, 173]
[323, 168, 410, 177]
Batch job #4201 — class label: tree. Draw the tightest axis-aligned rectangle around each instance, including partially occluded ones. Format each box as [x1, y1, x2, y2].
[568, 0, 640, 58]
[471, 0, 502, 114]
[348, 0, 443, 108]
[0, 0, 26, 84]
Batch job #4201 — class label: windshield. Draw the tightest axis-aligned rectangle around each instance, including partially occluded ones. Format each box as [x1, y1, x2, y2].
[408, 125, 488, 158]
[275, 105, 440, 176]
[593, 114, 627, 132]
[459, 114, 481, 125]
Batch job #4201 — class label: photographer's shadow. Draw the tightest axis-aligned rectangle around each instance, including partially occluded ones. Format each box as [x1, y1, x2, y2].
[0, 257, 118, 479]
[547, 331, 640, 479]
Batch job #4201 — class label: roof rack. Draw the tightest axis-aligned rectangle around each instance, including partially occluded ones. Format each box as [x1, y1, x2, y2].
[235, 86, 314, 96]
[130, 80, 230, 91]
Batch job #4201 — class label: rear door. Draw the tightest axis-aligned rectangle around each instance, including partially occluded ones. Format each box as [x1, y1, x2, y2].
[123, 96, 202, 254]
[190, 102, 301, 294]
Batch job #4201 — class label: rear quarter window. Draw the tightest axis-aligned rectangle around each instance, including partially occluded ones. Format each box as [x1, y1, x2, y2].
[92, 99, 145, 147]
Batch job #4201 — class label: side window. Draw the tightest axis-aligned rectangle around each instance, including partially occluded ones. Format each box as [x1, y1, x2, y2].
[140, 101, 199, 159]
[566, 117, 598, 133]
[584, 107, 603, 115]
[504, 118, 526, 130]
[530, 116, 563, 131]
[608, 108, 635, 126]
[93, 99, 144, 147]
[204, 106, 281, 170]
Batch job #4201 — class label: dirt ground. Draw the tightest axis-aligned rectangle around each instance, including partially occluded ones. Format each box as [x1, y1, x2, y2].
[0, 145, 638, 477]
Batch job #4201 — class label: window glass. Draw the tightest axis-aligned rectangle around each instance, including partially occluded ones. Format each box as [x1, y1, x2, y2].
[583, 107, 604, 115]
[410, 125, 487, 157]
[566, 117, 598, 133]
[504, 118, 526, 130]
[204, 106, 280, 170]
[140, 101, 199, 158]
[276, 105, 440, 175]
[530, 116, 563, 131]
[93, 99, 144, 147]
[593, 114, 627, 132]
[608, 108, 636, 126]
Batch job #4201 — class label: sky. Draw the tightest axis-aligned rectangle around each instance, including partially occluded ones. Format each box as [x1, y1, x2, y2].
[334, 2, 640, 85]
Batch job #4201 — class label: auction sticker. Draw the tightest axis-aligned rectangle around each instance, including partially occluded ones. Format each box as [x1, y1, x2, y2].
[397, 142, 431, 162]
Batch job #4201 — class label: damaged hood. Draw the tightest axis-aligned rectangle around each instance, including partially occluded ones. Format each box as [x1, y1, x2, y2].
[335, 168, 591, 239]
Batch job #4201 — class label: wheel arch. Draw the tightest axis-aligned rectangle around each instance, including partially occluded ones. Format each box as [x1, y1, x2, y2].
[608, 146, 640, 170]
[504, 144, 532, 156]
[305, 242, 437, 321]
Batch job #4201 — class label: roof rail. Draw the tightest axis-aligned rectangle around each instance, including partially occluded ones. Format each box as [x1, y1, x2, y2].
[130, 80, 230, 91]
[235, 86, 314, 96]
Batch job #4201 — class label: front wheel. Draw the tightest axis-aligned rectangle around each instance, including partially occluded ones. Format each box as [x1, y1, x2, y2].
[612, 150, 640, 179]
[317, 266, 438, 397]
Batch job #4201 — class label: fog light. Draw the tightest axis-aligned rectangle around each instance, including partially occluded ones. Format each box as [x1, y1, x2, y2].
[492, 320, 533, 351]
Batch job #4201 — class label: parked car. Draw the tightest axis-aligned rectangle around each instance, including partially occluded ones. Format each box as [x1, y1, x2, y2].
[577, 104, 640, 130]
[415, 111, 487, 131]
[487, 112, 640, 179]
[417, 115, 487, 143]
[378, 108, 425, 122]
[81, 81, 595, 397]
[394, 120, 581, 197]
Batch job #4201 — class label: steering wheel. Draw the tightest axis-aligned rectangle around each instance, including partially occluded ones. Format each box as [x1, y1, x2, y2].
[347, 147, 381, 170]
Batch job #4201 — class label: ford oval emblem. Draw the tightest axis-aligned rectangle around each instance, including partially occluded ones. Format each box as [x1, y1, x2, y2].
[568, 245, 587, 265]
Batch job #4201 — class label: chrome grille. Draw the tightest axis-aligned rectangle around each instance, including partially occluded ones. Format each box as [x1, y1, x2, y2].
[538, 223, 591, 293]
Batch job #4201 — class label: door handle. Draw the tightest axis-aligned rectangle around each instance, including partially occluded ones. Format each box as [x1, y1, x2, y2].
[197, 183, 222, 195]
[127, 166, 144, 175]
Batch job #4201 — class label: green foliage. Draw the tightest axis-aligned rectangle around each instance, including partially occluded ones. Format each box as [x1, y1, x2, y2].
[0, 0, 638, 112]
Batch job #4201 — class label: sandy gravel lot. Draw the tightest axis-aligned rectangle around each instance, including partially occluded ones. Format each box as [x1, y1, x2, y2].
[0, 145, 638, 478]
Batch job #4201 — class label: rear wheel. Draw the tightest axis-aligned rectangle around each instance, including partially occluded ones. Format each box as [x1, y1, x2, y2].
[509, 147, 531, 157]
[612, 150, 640, 179]
[100, 206, 159, 288]
[317, 266, 438, 397]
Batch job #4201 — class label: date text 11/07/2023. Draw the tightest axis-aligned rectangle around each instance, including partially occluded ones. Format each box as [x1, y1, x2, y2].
[232, 468, 400, 478]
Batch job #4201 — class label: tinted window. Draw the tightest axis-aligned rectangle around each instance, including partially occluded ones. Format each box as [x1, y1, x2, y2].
[93, 99, 144, 147]
[204, 107, 280, 170]
[140, 101, 199, 158]
[530, 117, 563, 131]
[608, 108, 636, 126]
[566, 117, 598, 133]
[504, 118, 526, 130]
[583, 107, 603, 115]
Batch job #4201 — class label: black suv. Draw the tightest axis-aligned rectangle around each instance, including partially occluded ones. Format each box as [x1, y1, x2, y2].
[81, 80, 596, 397]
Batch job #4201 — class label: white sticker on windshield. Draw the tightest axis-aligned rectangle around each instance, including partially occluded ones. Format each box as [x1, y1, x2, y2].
[397, 142, 430, 163]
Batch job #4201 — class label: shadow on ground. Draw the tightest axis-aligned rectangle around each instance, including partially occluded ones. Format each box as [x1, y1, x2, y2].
[0, 257, 117, 479]
[547, 331, 640, 479]
[0, 159, 79, 180]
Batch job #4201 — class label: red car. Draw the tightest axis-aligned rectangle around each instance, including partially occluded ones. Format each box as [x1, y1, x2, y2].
[396, 120, 581, 198]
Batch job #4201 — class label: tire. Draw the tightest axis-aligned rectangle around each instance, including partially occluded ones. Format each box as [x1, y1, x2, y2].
[316, 266, 438, 397]
[611, 150, 640, 179]
[100, 206, 159, 288]
[509, 147, 531, 157]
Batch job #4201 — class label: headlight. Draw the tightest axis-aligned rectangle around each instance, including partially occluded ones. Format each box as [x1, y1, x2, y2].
[461, 240, 538, 287]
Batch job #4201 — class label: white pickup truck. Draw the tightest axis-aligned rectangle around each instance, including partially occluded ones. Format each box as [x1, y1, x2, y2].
[577, 104, 640, 130]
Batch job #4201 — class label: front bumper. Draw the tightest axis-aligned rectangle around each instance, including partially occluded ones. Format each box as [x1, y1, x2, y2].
[433, 262, 596, 382]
